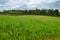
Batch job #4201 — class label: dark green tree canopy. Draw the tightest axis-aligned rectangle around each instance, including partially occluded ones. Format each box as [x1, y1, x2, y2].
[0, 9, 60, 16]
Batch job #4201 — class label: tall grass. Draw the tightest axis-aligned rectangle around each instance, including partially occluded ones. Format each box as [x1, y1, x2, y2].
[0, 15, 60, 40]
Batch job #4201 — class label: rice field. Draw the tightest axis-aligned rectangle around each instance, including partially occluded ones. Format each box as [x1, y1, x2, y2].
[0, 15, 60, 40]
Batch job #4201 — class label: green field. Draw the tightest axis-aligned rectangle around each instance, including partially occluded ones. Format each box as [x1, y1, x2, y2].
[0, 15, 60, 40]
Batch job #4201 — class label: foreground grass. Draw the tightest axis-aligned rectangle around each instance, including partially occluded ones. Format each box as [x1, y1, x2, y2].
[0, 15, 60, 40]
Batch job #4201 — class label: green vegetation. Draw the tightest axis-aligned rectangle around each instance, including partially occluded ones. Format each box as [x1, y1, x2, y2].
[0, 15, 60, 40]
[0, 9, 60, 16]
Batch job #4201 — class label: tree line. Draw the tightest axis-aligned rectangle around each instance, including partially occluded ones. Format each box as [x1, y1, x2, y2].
[0, 9, 60, 16]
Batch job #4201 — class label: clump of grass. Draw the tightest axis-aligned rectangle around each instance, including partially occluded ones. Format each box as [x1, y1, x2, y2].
[0, 15, 60, 40]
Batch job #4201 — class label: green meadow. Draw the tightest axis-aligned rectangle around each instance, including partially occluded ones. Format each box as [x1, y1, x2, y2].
[0, 15, 60, 40]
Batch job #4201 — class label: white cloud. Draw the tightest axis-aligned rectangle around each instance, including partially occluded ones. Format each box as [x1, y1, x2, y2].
[0, 4, 3, 6]
[3, 0, 28, 10]
[28, 0, 58, 5]
[27, 0, 60, 9]
[0, 0, 60, 10]
[47, 0, 60, 3]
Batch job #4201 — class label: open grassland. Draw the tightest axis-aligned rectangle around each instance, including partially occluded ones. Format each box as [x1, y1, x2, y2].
[0, 15, 60, 40]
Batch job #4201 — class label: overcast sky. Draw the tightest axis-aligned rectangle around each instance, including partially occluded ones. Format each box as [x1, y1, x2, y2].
[0, 0, 60, 10]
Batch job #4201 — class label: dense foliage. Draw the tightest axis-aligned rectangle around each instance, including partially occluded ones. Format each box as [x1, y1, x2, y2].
[0, 9, 60, 16]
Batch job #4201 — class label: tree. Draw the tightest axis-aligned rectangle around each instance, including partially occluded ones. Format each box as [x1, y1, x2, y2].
[54, 9, 59, 16]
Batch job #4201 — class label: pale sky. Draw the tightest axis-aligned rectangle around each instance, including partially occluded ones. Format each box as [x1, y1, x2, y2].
[0, 0, 60, 10]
